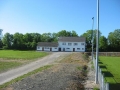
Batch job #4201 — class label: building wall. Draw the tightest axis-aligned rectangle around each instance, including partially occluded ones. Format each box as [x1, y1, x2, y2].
[37, 46, 42, 51]
[37, 46, 58, 51]
[58, 41, 85, 52]
[51, 47, 58, 51]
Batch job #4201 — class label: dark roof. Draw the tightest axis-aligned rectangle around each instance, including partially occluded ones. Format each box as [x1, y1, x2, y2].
[58, 37, 85, 42]
[37, 42, 58, 47]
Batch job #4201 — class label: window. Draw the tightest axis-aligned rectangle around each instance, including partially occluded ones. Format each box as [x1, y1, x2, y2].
[77, 48, 80, 50]
[62, 42, 66, 45]
[82, 48, 84, 50]
[45, 47, 49, 49]
[74, 43, 78, 46]
[68, 43, 72, 46]
[54, 47, 57, 49]
[81, 43, 84, 45]
[37, 46, 40, 49]
[66, 48, 70, 49]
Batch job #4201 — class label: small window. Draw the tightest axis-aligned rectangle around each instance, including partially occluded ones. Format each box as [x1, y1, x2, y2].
[77, 48, 80, 50]
[62, 42, 66, 45]
[54, 47, 57, 49]
[66, 48, 70, 49]
[81, 43, 84, 45]
[74, 43, 78, 45]
[37, 46, 40, 49]
[68, 43, 72, 46]
[82, 48, 84, 50]
[45, 47, 49, 49]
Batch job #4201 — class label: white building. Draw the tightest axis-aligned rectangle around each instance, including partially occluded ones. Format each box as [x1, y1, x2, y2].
[37, 42, 58, 52]
[37, 37, 86, 52]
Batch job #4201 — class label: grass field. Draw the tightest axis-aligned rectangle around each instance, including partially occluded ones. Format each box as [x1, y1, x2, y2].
[99, 56, 120, 89]
[99, 56, 120, 90]
[0, 50, 49, 72]
[0, 50, 48, 60]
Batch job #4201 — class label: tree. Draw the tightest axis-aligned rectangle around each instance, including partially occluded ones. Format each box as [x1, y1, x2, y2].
[99, 36, 108, 51]
[81, 30, 101, 51]
[41, 33, 53, 42]
[108, 29, 120, 51]
[13, 32, 25, 50]
[57, 30, 78, 37]
[71, 30, 78, 36]
[0, 39, 3, 48]
[2, 33, 13, 49]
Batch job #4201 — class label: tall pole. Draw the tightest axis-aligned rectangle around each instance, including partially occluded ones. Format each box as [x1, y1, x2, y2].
[95, 0, 99, 84]
[92, 17, 94, 60]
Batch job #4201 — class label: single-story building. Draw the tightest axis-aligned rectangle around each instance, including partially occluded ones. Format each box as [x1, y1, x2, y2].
[37, 42, 58, 51]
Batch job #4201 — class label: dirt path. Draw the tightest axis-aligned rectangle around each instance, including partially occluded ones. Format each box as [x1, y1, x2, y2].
[0, 52, 70, 85]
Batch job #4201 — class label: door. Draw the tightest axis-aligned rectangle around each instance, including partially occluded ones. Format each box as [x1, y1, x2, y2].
[42, 47, 44, 51]
[73, 48, 75, 52]
[63, 48, 65, 51]
[59, 48, 61, 51]
[50, 48, 52, 51]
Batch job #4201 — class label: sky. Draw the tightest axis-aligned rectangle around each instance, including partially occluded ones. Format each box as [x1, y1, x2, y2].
[0, 0, 120, 37]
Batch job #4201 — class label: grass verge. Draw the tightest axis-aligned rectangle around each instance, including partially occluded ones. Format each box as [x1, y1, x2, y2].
[0, 65, 53, 89]
[0, 61, 22, 73]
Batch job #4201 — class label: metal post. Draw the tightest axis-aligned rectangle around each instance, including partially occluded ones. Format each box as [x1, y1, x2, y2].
[92, 17, 94, 60]
[95, 0, 99, 84]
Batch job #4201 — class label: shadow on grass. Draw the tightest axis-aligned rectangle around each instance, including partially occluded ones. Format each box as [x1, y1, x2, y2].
[102, 71, 113, 77]
[109, 83, 120, 90]
[98, 61, 103, 64]
[99, 65, 107, 68]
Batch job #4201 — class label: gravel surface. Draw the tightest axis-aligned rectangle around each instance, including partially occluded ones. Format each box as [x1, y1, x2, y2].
[9, 63, 83, 90]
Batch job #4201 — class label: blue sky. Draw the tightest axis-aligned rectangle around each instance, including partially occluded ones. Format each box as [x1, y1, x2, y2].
[0, 0, 120, 37]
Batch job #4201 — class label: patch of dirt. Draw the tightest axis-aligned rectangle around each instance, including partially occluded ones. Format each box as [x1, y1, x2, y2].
[2, 52, 96, 90]
[83, 56, 99, 89]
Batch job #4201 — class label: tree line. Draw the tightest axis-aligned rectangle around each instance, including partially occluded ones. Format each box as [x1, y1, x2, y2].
[0, 29, 120, 52]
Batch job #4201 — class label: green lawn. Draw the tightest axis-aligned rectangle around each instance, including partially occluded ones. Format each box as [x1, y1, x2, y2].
[0, 61, 22, 73]
[0, 50, 49, 72]
[99, 56, 120, 84]
[0, 50, 48, 60]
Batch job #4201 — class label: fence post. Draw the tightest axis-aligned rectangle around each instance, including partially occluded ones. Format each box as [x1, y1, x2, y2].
[106, 83, 109, 90]
[99, 69, 102, 90]
[102, 73, 104, 90]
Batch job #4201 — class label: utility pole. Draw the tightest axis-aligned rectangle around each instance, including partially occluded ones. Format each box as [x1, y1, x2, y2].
[92, 17, 94, 61]
[95, 0, 99, 84]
